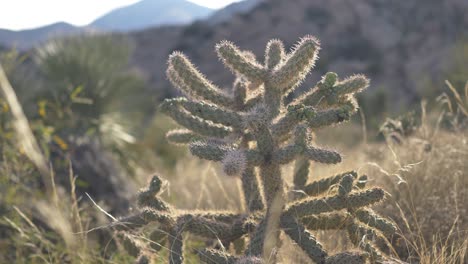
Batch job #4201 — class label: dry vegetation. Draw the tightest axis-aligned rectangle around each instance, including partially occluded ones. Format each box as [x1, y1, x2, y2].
[0, 35, 467, 264]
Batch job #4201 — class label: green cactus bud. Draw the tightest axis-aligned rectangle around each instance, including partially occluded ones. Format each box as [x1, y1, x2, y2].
[160, 99, 232, 138]
[265, 39, 285, 70]
[303, 171, 357, 196]
[167, 52, 234, 107]
[304, 145, 342, 164]
[286, 188, 384, 218]
[322, 72, 339, 88]
[301, 212, 350, 230]
[197, 248, 237, 264]
[325, 251, 367, 264]
[355, 209, 397, 237]
[166, 129, 202, 145]
[270, 35, 320, 92]
[281, 217, 328, 263]
[216, 40, 266, 83]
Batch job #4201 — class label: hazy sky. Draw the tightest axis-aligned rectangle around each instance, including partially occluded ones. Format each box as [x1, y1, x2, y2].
[0, 0, 240, 30]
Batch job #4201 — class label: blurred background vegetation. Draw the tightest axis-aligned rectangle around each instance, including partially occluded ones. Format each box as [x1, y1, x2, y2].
[0, 0, 467, 263]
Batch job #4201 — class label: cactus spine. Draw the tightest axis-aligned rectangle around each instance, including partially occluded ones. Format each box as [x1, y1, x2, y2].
[114, 36, 396, 264]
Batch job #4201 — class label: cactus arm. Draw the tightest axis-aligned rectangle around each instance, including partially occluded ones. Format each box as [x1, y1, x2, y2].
[300, 212, 349, 230]
[197, 249, 238, 264]
[325, 252, 367, 264]
[303, 171, 357, 197]
[306, 102, 356, 129]
[177, 214, 248, 241]
[346, 221, 384, 262]
[285, 188, 385, 218]
[294, 73, 368, 108]
[166, 129, 203, 145]
[270, 36, 320, 92]
[355, 209, 397, 237]
[189, 141, 234, 161]
[332, 75, 369, 98]
[168, 52, 235, 107]
[293, 158, 310, 191]
[244, 217, 267, 257]
[149, 229, 167, 251]
[304, 145, 342, 164]
[265, 39, 286, 70]
[281, 217, 328, 263]
[164, 98, 244, 128]
[233, 79, 247, 110]
[241, 166, 265, 212]
[337, 174, 355, 197]
[160, 101, 232, 138]
[168, 226, 184, 264]
[273, 144, 302, 164]
[216, 41, 267, 84]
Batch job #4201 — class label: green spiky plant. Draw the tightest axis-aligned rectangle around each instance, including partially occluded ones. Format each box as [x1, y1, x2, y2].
[113, 36, 397, 264]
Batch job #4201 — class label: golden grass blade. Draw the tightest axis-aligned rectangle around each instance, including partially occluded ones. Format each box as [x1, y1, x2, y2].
[445, 80, 468, 117]
[0, 63, 52, 197]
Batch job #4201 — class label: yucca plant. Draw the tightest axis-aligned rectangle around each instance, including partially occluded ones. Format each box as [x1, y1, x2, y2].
[114, 36, 397, 264]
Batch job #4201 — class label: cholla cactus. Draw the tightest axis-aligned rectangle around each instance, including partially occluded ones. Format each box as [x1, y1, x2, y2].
[114, 36, 397, 264]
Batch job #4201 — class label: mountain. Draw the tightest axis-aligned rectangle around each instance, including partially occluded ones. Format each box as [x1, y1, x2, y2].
[208, 0, 260, 24]
[0, 22, 91, 50]
[129, 0, 468, 107]
[90, 0, 214, 32]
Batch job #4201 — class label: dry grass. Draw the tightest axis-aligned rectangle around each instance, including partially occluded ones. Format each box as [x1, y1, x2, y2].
[1, 63, 467, 263]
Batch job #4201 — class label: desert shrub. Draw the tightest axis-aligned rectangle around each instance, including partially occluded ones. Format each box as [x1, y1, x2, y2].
[35, 35, 154, 151]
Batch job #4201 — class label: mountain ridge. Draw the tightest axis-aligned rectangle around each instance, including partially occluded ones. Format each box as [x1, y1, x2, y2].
[90, 0, 213, 32]
[0, 0, 256, 49]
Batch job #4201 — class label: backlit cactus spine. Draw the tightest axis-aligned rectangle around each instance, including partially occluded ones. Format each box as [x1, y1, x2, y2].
[115, 36, 397, 264]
